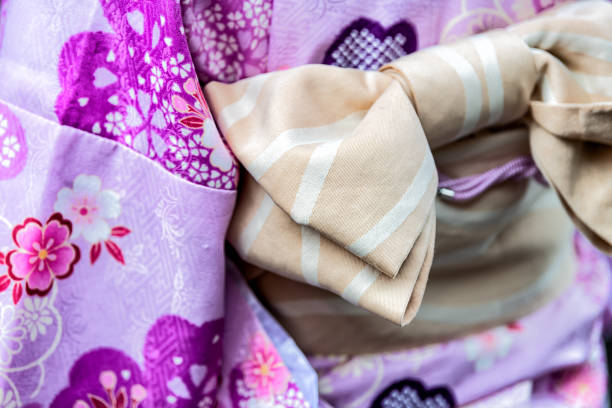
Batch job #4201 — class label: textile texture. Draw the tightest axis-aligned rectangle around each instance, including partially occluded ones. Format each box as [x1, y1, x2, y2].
[204, 2, 612, 351]
[0, 0, 611, 407]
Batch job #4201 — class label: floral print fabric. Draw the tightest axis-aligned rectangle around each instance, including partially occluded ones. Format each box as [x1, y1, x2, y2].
[182, 0, 272, 83]
[2, 0, 612, 407]
[55, 0, 238, 189]
[311, 233, 611, 407]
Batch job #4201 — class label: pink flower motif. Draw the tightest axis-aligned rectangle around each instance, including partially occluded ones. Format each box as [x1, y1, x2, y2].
[5, 213, 80, 297]
[241, 332, 290, 399]
[172, 78, 211, 130]
[554, 362, 606, 406]
[172, 79, 235, 174]
[73, 370, 147, 408]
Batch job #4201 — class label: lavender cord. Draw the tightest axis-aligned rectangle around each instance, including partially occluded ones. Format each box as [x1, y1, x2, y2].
[437, 156, 547, 201]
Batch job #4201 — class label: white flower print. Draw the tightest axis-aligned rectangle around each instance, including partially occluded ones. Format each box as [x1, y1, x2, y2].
[188, 161, 210, 183]
[169, 53, 192, 78]
[198, 395, 214, 408]
[227, 11, 246, 29]
[168, 133, 189, 162]
[150, 66, 164, 93]
[202, 27, 218, 44]
[199, 118, 234, 172]
[19, 296, 54, 341]
[218, 60, 244, 83]
[250, 4, 271, 39]
[204, 3, 223, 24]
[464, 327, 514, 371]
[207, 51, 227, 75]
[161, 97, 177, 125]
[1, 135, 21, 168]
[217, 34, 239, 56]
[53, 174, 121, 244]
[103, 111, 126, 137]
[0, 306, 25, 366]
[244, 0, 270, 18]
[0, 115, 7, 136]
[0, 388, 17, 408]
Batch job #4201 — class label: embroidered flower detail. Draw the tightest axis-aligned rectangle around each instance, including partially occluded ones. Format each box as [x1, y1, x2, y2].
[241, 332, 290, 399]
[54, 174, 130, 265]
[19, 296, 54, 341]
[73, 370, 147, 408]
[5, 213, 80, 298]
[0, 305, 26, 366]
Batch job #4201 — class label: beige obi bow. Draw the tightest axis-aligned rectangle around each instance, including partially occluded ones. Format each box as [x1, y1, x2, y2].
[205, 1, 612, 331]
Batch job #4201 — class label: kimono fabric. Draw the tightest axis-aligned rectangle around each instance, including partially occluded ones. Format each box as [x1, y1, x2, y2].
[0, 0, 611, 408]
[0, 0, 316, 406]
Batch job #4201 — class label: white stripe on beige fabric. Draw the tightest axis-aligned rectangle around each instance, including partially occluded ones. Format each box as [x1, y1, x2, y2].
[347, 150, 435, 258]
[248, 112, 363, 181]
[430, 46, 483, 138]
[301, 226, 321, 285]
[342, 265, 380, 305]
[219, 73, 269, 128]
[236, 193, 274, 255]
[471, 34, 504, 124]
[291, 139, 343, 225]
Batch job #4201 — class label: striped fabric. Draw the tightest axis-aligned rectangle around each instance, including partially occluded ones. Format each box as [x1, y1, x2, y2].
[205, 1, 612, 328]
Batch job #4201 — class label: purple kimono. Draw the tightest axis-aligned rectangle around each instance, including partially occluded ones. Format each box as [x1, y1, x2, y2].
[0, 0, 609, 407]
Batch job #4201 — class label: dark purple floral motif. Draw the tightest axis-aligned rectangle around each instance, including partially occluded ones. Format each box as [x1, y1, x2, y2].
[51, 316, 223, 407]
[55, 0, 237, 190]
[0, 102, 27, 180]
[371, 379, 456, 408]
[182, 0, 272, 83]
[322, 18, 417, 70]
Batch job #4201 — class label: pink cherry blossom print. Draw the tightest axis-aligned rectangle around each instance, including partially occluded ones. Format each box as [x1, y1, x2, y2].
[241, 332, 290, 399]
[55, 0, 237, 190]
[54, 175, 121, 244]
[54, 174, 130, 265]
[5, 213, 80, 297]
[553, 360, 607, 406]
[0, 102, 27, 180]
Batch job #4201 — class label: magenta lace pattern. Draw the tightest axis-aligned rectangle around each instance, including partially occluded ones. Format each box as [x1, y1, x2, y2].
[55, 0, 238, 190]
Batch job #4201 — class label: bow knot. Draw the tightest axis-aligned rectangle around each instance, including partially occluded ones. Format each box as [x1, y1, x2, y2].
[205, 1, 612, 327]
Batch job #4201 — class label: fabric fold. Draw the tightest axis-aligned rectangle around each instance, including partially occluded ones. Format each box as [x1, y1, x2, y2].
[206, 1, 612, 325]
